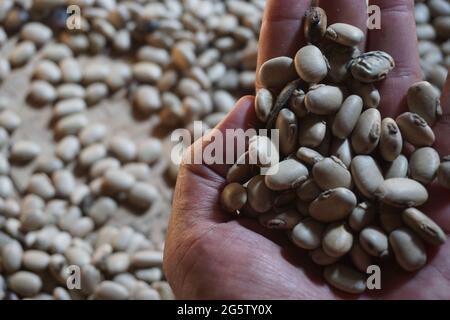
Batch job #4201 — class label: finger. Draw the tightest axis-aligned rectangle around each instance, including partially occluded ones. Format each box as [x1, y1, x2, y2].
[319, 0, 369, 50]
[434, 69, 450, 156]
[424, 69, 450, 230]
[183, 96, 259, 179]
[367, 0, 422, 118]
[256, 0, 311, 89]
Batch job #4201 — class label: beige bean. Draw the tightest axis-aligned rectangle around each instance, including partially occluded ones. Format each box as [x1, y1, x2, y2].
[291, 218, 324, 250]
[288, 89, 308, 118]
[27, 173, 55, 199]
[351, 155, 384, 199]
[402, 208, 446, 245]
[380, 118, 402, 162]
[9, 41, 36, 67]
[348, 202, 375, 232]
[85, 82, 108, 105]
[79, 143, 107, 167]
[349, 51, 395, 83]
[322, 223, 353, 258]
[305, 85, 343, 115]
[135, 268, 163, 283]
[8, 271, 42, 298]
[81, 60, 109, 83]
[127, 183, 158, 209]
[407, 81, 442, 126]
[0, 57, 10, 82]
[55, 113, 88, 136]
[131, 251, 163, 269]
[304, 6, 327, 44]
[351, 109, 381, 154]
[79, 123, 107, 146]
[33, 60, 61, 83]
[2, 241, 23, 273]
[21, 22, 52, 46]
[105, 252, 130, 275]
[88, 197, 117, 226]
[265, 159, 309, 191]
[135, 86, 162, 114]
[276, 108, 298, 155]
[258, 56, 297, 89]
[384, 154, 409, 179]
[52, 170, 76, 198]
[57, 83, 85, 100]
[396, 112, 435, 147]
[309, 188, 357, 223]
[11, 140, 40, 162]
[310, 248, 339, 266]
[22, 250, 50, 272]
[438, 156, 450, 189]
[65, 247, 91, 266]
[312, 156, 352, 190]
[330, 138, 352, 168]
[122, 163, 151, 181]
[296, 147, 324, 166]
[294, 45, 328, 83]
[390, 228, 427, 272]
[94, 281, 129, 300]
[132, 62, 162, 83]
[54, 98, 86, 119]
[70, 185, 90, 207]
[359, 227, 389, 258]
[325, 23, 364, 47]
[323, 264, 366, 294]
[59, 57, 82, 83]
[324, 45, 360, 83]
[28, 80, 57, 105]
[103, 169, 136, 193]
[349, 80, 380, 109]
[247, 175, 275, 213]
[248, 135, 279, 168]
[108, 136, 136, 162]
[56, 136, 80, 162]
[220, 183, 247, 213]
[350, 241, 372, 273]
[259, 209, 302, 230]
[69, 217, 94, 238]
[409, 147, 440, 184]
[0, 176, 13, 198]
[255, 88, 273, 123]
[298, 114, 327, 148]
[80, 264, 101, 296]
[171, 45, 196, 70]
[41, 43, 72, 62]
[375, 178, 428, 207]
[332, 95, 363, 139]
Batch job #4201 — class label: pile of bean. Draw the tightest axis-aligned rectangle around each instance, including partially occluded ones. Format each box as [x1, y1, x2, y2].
[0, 0, 265, 300]
[415, 0, 450, 93]
[221, 6, 450, 295]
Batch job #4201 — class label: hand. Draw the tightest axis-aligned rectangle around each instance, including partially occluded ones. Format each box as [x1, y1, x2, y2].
[163, 0, 450, 299]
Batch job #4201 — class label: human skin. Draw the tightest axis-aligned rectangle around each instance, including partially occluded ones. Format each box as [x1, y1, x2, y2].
[164, 0, 450, 299]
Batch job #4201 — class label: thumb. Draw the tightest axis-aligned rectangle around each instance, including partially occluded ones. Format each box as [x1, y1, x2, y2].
[171, 96, 257, 226]
[182, 95, 258, 178]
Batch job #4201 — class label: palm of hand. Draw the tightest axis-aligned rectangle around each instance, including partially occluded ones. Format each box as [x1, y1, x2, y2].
[164, 0, 450, 299]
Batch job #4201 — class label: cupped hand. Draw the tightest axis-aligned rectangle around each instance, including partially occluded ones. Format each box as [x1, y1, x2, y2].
[163, 0, 450, 299]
